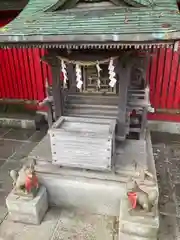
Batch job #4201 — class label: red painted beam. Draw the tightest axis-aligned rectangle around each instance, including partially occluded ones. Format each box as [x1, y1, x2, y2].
[148, 113, 180, 122]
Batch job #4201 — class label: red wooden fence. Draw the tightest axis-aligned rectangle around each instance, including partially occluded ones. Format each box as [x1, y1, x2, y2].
[0, 13, 180, 121]
[147, 46, 180, 121]
[0, 47, 52, 101]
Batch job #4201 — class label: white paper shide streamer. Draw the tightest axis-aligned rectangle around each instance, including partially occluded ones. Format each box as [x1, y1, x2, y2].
[75, 64, 83, 89]
[96, 61, 102, 89]
[108, 58, 116, 87]
[145, 86, 155, 113]
[61, 59, 67, 88]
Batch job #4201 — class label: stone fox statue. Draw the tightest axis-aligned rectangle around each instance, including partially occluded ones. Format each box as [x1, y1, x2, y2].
[10, 162, 39, 197]
[127, 181, 158, 212]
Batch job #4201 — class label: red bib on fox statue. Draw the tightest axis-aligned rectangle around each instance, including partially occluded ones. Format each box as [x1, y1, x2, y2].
[25, 174, 38, 193]
[127, 191, 137, 209]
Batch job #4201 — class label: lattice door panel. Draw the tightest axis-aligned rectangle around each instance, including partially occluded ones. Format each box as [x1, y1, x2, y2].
[81, 64, 117, 94]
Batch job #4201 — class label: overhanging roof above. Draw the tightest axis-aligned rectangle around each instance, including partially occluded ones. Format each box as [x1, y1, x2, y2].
[0, 0, 179, 45]
[0, 0, 28, 11]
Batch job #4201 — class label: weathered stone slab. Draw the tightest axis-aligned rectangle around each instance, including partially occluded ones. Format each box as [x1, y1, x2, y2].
[0, 208, 60, 240]
[0, 208, 116, 240]
[38, 172, 126, 217]
[50, 210, 116, 240]
[115, 139, 147, 176]
[6, 186, 48, 225]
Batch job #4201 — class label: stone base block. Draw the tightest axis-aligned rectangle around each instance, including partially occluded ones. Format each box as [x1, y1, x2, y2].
[119, 198, 159, 240]
[6, 186, 48, 225]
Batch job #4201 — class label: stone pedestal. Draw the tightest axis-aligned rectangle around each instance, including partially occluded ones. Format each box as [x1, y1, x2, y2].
[6, 186, 48, 225]
[119, 198, 159, 240]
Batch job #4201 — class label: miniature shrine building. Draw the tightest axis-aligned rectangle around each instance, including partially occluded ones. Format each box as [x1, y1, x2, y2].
[1, 2, 180, 235]
[0, 0, 179, 140]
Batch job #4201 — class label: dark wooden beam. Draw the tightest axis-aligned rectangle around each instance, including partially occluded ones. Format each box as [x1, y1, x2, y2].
[67, 63, 76, 93]
[51, 58, 63, 120]
[116, 59, 131, 141]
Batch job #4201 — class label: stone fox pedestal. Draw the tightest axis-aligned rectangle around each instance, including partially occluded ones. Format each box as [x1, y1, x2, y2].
[6, 186, 48, 225]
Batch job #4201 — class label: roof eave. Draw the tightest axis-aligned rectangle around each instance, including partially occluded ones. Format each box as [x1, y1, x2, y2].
[0, 32, 179, 43]
[0, 33, 179, 49]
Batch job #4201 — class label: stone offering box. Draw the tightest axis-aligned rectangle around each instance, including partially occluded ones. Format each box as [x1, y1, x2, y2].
[6, 186, 48, 225]
[49, 116, 116, 171]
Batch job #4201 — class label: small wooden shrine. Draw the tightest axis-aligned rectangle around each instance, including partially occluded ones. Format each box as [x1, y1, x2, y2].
[0, 1, 179, 144]
[0, 0, 180, 238]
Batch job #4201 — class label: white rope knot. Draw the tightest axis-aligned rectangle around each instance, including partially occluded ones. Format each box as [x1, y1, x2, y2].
[61, 60, 67, 88]
[96, 61, 102, 89]
[75, 64, 83, 89]
[108, 58, 117, 87]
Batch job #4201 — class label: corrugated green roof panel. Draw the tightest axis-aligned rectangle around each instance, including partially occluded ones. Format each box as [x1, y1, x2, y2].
[3, 8, 179, 34]
[0, 0, 179, 42]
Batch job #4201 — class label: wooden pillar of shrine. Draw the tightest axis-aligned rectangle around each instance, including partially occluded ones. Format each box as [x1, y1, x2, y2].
[67, 63, 76, 93]
[49, 53, 64, 120]
[116, 59, 131, 141]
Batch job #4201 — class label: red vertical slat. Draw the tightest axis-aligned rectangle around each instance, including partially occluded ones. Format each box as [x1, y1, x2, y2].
[166, 50, 179, 109]
[6, 48, 19, 98]
[160, 48, 172, 109]
[12, 48, 24, 98]
[1, 49, 11, 98]
[27, 48, 38, 100]
[32, 48, 44, 100]
[0, 49, 5, 98]
[149, 47, 158, 107]
[22, 48, 34, 100]
[153, 48, 165, 108]
[4, 48, 16, 98]
[17, 48, 29, 99]
[174, 63, 180, 109]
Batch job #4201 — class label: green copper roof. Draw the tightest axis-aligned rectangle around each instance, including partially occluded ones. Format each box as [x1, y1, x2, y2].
[0, 0, 179, 44]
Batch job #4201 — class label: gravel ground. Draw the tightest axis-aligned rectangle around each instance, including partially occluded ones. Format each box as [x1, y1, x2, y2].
[0, 128, 179, 239]
[152, 132, 180, 240]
